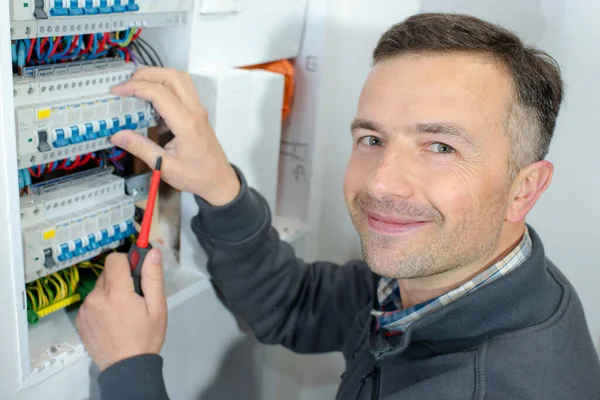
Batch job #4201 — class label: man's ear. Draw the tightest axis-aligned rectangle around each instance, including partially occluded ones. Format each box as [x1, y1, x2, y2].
[506, 160, 554, 223]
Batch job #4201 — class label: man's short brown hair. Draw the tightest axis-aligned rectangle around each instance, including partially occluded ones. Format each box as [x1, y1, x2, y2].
[373, 13, 563, 180]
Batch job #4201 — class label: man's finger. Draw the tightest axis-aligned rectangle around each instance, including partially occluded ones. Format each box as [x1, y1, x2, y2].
[110, 130, 167, 172]
[95, 271, 106, 290]
[140, 249, 166, 315]
[111, 81, 197, 136]
[130, 67, 203, 113]
[103, 253, 135, 293]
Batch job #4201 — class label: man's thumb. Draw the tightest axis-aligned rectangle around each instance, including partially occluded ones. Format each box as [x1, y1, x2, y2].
[140, 249, 166, 314]
[110, 130, 165, 171]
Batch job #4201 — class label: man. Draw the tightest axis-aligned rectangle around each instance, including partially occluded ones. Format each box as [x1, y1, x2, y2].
[76, 13, 600, 399]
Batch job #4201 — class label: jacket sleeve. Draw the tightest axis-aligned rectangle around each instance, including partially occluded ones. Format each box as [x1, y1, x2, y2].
[98, 354, 169, 400]
[192, 165, 373, 353]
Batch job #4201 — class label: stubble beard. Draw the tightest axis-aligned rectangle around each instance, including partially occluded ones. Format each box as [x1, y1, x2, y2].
[349, 191, 507, 280]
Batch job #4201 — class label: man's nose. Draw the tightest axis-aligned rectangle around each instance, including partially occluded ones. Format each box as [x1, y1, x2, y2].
[366, 147, 416, 201]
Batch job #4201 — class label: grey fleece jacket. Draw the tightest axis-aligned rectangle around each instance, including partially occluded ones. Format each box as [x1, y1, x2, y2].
[99, 166, 600, 400]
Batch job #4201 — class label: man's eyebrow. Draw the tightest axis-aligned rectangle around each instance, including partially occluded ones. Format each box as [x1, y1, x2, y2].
[410, 122, 474, 145]
[350, 118, 386, 134]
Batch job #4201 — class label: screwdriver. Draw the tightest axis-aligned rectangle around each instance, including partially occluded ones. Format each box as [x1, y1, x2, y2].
[128, 156, 162, 296]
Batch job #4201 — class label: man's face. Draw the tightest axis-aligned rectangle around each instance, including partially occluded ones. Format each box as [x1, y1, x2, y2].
[345, 53, 514, 279]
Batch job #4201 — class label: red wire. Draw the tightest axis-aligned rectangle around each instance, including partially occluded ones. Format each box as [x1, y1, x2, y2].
[100, 33, 108, 53]
[78, 154, 93, 167]
[48, 37, 61, 58]
[84, 35, 94, 54]
[109, 152, 127, 162]
[67, 35, 79, 55]
[26, 40, 34, 64]
[62, 156, 81, 171]
[59, 158, 69, 170]
[131, 28, 142, 41]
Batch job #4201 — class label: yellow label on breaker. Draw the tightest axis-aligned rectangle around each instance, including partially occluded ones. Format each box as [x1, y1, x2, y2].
[42, 229, 56, 241]
[37, 109, 51, 120]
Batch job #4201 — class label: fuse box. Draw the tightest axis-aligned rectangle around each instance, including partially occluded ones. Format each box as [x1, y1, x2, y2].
[21, 168, 136, 282]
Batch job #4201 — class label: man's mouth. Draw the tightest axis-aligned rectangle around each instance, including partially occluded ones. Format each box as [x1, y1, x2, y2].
[366, 211, 429, 235]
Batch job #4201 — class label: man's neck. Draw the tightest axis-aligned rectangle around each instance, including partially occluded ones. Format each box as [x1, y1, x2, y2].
[398, 222, 526, 309]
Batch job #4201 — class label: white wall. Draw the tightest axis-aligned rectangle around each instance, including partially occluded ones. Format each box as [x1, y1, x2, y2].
[314, 0, 600, 354]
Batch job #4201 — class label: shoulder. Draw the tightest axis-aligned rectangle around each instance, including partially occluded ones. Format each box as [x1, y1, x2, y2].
[480, 260, 600, 399]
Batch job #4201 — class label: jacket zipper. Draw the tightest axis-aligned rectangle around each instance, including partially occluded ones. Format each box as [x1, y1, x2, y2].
[371, 362, 381, 400]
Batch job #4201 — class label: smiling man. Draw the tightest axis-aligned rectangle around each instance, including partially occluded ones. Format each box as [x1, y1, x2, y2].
[77, 13, 600, 400]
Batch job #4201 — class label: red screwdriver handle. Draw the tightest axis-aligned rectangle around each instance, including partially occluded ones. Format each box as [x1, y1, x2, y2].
[128, 244, 152, 296]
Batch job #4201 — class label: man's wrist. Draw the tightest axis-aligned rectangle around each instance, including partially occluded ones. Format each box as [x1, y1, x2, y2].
[191, 165, 241, 207]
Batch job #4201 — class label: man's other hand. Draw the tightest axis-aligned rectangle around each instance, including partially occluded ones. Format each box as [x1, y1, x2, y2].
[76, 250, 167, 371]
[109, 67, 241, 206]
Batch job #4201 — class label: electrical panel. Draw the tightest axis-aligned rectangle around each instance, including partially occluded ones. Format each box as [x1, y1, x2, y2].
[5, 0, 184, 385]
[14, 61, 155, 169]
[10, 0, 193, 40]
[20, 168, 135, 283]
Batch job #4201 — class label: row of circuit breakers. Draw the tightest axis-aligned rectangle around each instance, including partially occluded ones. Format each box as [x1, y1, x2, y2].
[18, 59, 154, 283]
[8, 0, 195, 283]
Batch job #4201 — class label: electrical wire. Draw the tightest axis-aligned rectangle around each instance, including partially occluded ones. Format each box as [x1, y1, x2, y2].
[18, 28, 143, 67]
[136, 36, 164, 67]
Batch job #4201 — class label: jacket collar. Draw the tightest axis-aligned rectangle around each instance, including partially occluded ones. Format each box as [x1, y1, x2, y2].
[368, 224, 563, 359]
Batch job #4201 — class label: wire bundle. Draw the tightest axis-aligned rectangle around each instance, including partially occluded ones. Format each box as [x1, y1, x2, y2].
[25, 233, 139, 324]
[13, 28, 142, 68]
[129, 36, 163, 67]
[20, 149, 128, 195]
[26, 265, 82, 323]
[26, 261, 105, 324]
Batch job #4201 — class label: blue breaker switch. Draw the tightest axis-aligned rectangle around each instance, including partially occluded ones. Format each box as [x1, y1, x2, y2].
[53, 128, 70, 148]
[50, 0, 69, 17]
[98, 120, 110, 137]
[84, 122, 98, 141]
[112, 0, 127, 13]
[58, 244, 69, 262]
[126, 0, 139, 12]
[111, 117, 121, 135]
[66, 242, 76, 260]
[68, 0, 85, 15]
[126, 220, 136, 236]
[87, 234, 98, 251]
[100, 229, 109, 246]
[138, 111, 149, 128]
[107, 226, 116, 243]
[98, 0, 112, 13]
[74, 239, 84, 256]
[69, 126, 84, 144]
[84, 0, 99, 14]
[113, 224, 123, 240]
[124, 114, 136, 130]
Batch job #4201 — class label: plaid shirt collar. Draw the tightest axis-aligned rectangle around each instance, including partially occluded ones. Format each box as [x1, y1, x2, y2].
[371, 227, 532, 334]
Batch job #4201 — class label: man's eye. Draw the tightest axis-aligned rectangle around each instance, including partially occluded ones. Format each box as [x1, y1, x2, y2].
[428, 142, 455, 154]
[359, 136, 382, 146]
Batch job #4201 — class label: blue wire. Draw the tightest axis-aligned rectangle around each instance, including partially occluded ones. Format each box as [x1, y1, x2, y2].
[40, 37, 55, 64]
[87, 50, 108, 60]
[17, 41, 26, 67]
[35, 38, 43, 60]
[18, 170, 24, 190]
[12, 42, 17, 64]
[24, 169, 32, 187]
[92, 33, 98, 55]
[51, 36, 72, 61]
